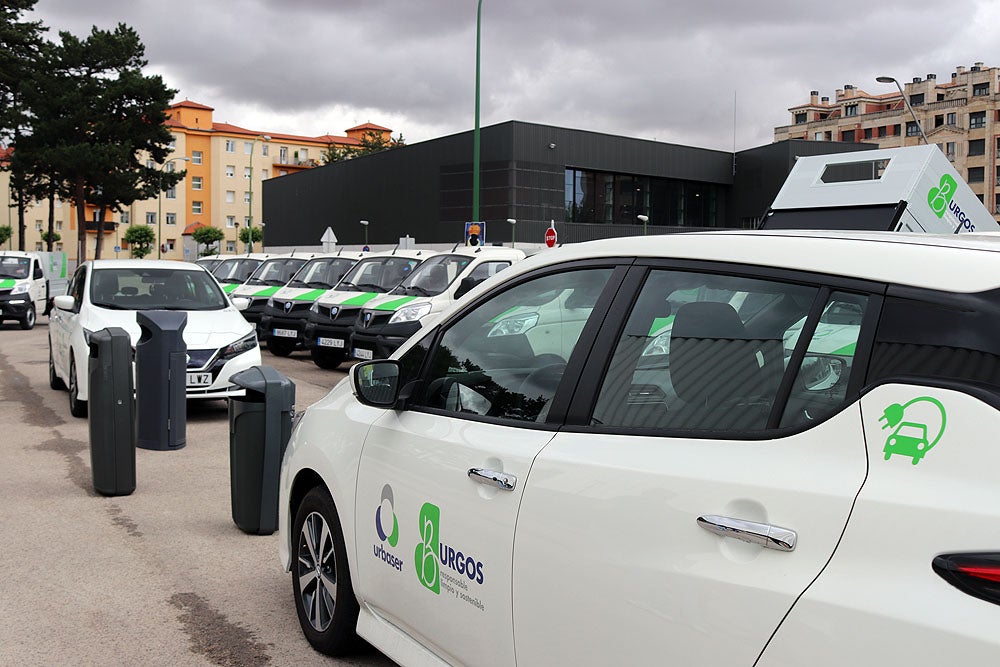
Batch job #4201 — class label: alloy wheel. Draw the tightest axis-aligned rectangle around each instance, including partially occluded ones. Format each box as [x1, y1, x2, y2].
[297, 511, 337, 632]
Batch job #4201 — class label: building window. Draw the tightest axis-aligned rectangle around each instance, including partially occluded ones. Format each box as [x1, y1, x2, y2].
[262, 144, 269, 157]
[166, 239, 175, 251]
[146, 159, 155, 169]
[192, 201, 203, 214]
[909, 93, 924, 106]
[119, 212, 129, 225]
[226, 216, 235, 228]
[168, 138, 176, 150]
[970, 111, 986, 129]
[192, 150, 203, 165]
[56, 221, 62, 231]
[845, 104, 858, 117]
[165, 213, 177, 225]
[56, 243, 62, 251]
[34, 220, 42, 231]
[165, 162, 177, 173]
[192, 176, 203, 190]
[947, 112, 956, 125]
[968, 166, 985, 183]
[165, 186, 176, 199]
[278, 169, 288, 176]
[225, 139, 236, 153]
[244, 191, 251, 204]
[794, 112, 807, 124]
[946, 142, 956, 160]
[225, 190, 235, 203]
[226, 165, 235, 177]
[279, 147, 288, 163]
[878, 126, 887, 138]
[226, 240, 236, 253]
[863, 128, 873, 139]
[261, 169, 269, 179]
[934, 114, 944, 128]
[244, 216, 251, 227]
[841, 130, 856, 142]
[973, 82, 990, 96]
[813, 131, 824, 141]
[905, 121, 921, 137]
[969, 139, 985, 156]
[244, 167, 252, 179]
[244, 141, 253, 155]
[145, 212, 156, 225]
[299, 148, 308, 160]
[35, 242, 42, 251]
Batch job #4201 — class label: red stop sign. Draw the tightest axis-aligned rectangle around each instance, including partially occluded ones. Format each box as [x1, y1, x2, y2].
[544, 227, 557, 248]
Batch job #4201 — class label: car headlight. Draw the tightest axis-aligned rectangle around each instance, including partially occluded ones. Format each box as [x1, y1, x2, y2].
[10, 282, 30, 295]
[266, 297, 275, 308]
[220, 332, 258, 359]
[488, 312, 538, 337]
[389, 302, 432, 325]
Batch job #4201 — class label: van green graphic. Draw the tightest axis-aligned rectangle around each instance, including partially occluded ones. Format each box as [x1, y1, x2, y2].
[878, 396, 947, 465]
[928, 174, 957, 218]
[415, 502, 440, 594]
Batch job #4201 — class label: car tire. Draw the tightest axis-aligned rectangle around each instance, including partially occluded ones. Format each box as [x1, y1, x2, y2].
[292, 486, 360, 657]
[20, 304, 35, 330]
[268, 337, 296, 357]
[68, 352, 87, 418]
[311, 347, 346, 370]
[49, 342, 65, 390]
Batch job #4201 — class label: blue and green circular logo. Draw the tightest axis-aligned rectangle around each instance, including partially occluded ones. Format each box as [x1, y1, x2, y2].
[375, 484, 399, 547]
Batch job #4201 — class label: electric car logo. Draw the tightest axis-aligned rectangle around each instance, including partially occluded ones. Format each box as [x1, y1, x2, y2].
[375, 484, 399, 547]
[879, 395, 947, 465]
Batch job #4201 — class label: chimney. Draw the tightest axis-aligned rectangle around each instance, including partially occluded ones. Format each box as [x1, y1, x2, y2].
[912, 77, 922, 83]
[927, 73, 937, 80]
[821, 96, 829, 103]
[956, 65, 966, 75]
[809, 90, 819, 105]
[836, 88, 844, 100]
[974, 61, 984, 68]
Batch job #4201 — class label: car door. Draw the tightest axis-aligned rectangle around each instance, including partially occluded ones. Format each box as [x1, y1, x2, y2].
[512, 264, 880, 666]
[30, 258, 46, 308]
[50, 265, 86, 378]
[354, 264, 621, 667]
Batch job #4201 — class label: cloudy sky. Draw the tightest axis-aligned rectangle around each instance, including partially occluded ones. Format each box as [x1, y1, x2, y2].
[27, 0, 1000, 152]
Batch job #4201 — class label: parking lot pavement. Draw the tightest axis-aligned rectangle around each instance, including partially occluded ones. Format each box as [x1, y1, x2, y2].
[0, 322, 395, 666]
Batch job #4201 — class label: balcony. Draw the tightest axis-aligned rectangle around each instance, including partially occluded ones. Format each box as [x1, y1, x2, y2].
[84, 221, 119, 234]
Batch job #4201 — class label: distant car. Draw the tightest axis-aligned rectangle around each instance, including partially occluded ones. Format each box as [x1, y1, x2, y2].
[48, 259, 261, 417]
[278, 230, 1000, 665]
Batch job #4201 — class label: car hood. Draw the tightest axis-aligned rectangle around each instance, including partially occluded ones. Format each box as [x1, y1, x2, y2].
[270, 286, 331, 302]
[232, 284, 284, 298]
[83, 307, 253, 348]
[359, 294, 426, 312]
[314, 289, 385, 308]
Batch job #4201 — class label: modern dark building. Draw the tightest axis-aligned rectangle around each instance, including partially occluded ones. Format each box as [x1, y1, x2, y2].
[262, 121, 876, 247]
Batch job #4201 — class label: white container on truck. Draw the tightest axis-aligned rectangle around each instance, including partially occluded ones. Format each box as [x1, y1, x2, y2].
[761, 144, 1000, 233]
[0, 251, 69, 329]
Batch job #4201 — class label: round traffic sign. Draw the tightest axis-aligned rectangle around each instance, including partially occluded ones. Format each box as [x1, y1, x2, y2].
[544, 227, 557, 248]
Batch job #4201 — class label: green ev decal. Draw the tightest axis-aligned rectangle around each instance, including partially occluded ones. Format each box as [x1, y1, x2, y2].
[927, 174, 957, 218]
[878, 396, 947, 465]
[415, 502, 440, 594]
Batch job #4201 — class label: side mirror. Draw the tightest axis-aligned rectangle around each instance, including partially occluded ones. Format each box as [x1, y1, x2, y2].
[231, 296, 251, 311]
[454, 276, 481, 299]
[801, 355, 846, 392]
[352, 360, 402, 407]
[53, 295, 75, 311]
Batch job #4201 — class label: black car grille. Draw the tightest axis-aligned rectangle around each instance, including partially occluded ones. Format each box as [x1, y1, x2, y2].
[357, 310, 393, 329]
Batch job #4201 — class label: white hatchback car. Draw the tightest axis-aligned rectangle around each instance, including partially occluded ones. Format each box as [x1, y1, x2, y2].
[49, 259, 261, 417]
[279, 231, 1000, 666]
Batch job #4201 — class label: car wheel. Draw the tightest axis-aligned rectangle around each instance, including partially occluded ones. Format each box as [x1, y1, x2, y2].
[311, 347, 345, 370]
[20, 304, 35, 330]
[268, 337, 296, 357]
[49, 342, 65, 390]
[292, 486, 359, 656]
[68, 353, 88, 418]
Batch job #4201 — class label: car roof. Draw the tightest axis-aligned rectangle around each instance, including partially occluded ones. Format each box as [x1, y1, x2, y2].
[89, 259, 207, 272]
[505, 230, 1000, 294]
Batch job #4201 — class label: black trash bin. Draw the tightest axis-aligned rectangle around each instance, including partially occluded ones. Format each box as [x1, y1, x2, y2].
[135, 310, 187, 451]
[229, 366, 296, 535]
[88, 327, 136, 496]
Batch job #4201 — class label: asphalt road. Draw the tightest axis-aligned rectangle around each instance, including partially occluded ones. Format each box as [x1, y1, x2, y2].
[0, 321, 396, 666]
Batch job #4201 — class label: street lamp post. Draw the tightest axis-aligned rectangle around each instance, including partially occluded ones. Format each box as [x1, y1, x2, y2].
[876, 76, 929, 145]
[506, 218, 516, 248]
[157, 156, 190, 259]
[637, 214, 649, 236]
[472, 0, 483, 224]
[359, 219, 369, 248]
[247, 134, 271, 252]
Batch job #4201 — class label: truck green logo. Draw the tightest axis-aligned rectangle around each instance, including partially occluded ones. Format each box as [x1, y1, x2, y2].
[414, 502, 440, 594]
[927, 174, 957, 218]
[879, 396, 947, 465]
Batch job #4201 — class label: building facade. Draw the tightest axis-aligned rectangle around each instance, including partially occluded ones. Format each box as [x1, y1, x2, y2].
[775, 62, 1000, 218]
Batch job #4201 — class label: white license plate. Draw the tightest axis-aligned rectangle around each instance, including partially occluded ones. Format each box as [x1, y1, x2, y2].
[186, 372, 212, 387]
[317, 337, 344, 348]
[272, 328, 297, 338]
[353, 347, 373, 360]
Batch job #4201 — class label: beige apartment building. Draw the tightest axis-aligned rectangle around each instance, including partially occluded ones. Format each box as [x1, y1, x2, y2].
[775, 62, 1000, 220]
[0, 100, 392, 262]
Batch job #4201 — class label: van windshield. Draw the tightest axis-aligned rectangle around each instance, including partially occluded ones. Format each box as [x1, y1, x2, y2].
[0, 257, 30, 279]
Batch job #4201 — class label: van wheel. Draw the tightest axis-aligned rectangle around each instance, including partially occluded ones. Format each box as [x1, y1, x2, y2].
[20, 305, 35, 330]
[68, 353, 87, 418]
[311, 348, 345, 370]
[268, 337, 296, 357]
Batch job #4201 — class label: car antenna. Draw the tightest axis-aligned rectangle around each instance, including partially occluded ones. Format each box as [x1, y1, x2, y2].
[451, 241, 461, 252]
[391, 244, 399, 255]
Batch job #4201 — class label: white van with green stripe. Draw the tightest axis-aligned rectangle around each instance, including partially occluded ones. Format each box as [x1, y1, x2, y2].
[0, 251, 69, 330]
[230, 252, 329, 333]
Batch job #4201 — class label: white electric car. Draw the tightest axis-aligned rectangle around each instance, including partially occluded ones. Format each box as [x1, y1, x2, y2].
[279, 230, 1000, 666]
[49, 259, 261, 417]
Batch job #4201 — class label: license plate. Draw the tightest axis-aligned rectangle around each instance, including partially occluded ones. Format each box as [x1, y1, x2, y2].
[186, 372, 212, 387]
[317, 337, 344, 348]
[272, 328, 297, 338]
[353, 347, 373, 360]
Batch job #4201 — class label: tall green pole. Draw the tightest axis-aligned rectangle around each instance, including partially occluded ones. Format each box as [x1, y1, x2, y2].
[472, 0, 482, 223]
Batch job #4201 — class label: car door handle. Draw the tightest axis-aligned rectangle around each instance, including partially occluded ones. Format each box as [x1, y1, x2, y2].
[468, 468, 516, 491]
[696, 514, 797, 552]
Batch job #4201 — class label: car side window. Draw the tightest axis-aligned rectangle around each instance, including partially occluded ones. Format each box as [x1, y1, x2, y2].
[69, 267, 86, 310]
[591, 270, 819, 432]
[33, 262, 43, 280]
[414, 268, 613, 423]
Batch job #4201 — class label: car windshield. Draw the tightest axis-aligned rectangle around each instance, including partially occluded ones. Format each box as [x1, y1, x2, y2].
[0, 257, 30, 279]
[195, 259, 221, 272]
[288, 257, 357, 289]
[245, 258, 306, 286]
[90, 268, 228, 311]
[212, 258, 261, 283]
[336, 256, 420, 293]
[391, 254, 469, 297]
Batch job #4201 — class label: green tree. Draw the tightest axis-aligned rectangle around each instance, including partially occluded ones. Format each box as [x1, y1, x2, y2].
[0, 225, 11, 247]
[122, 224, 155, 258]
[40, 230, 59, 244]
[322, 143, 354, 164]
[238, 225, 263, 248]
[191, 225, 224, 256]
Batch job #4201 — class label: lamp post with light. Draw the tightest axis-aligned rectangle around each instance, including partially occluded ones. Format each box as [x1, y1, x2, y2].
[359, 219, 369, 249]
[506, 218, 516, 248]
[637, 214, 649, 236]
[876, 76, 929, 145]
[246, 134, 271, 252]
[157, 156, 189, 259]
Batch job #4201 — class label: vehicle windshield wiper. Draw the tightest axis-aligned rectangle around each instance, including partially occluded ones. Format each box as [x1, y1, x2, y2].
[355, 282, 384, 292]
[406, 285, 432, 297]
[307, 281, 334, 289]
[337, 281, 357, 290]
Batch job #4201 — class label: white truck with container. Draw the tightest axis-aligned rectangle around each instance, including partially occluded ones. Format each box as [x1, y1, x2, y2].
[760, 144, 1000, 233]
[0, 251, 70, 329]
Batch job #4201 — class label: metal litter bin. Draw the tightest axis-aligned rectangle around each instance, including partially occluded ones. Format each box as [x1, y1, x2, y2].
[88, 327, 136, 496]
[229, 366, 295, 535]
[135, 310, 187, 451]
